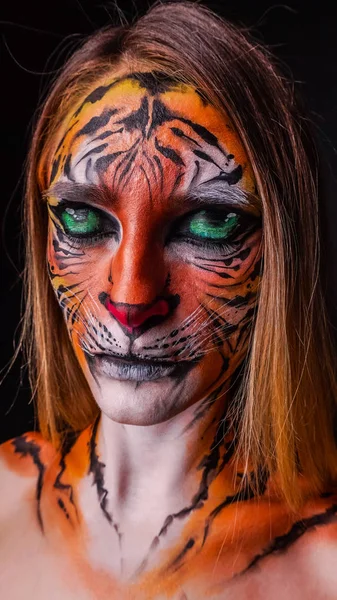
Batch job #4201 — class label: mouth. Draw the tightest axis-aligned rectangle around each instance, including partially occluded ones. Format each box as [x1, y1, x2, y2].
[91, 353, 196, 382]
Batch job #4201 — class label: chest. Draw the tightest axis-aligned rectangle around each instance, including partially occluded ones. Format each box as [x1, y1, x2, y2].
[1, 508, 335, 600]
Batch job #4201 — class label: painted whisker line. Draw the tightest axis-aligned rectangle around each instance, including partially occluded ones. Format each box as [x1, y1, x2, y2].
[186, 297, 229, 334]
[158, 301, 211, 346]
[159, 297, 219, 347]
[181, 306, 234, 355]
[186, 333, 241, 362]
[182, 305, 215, 335]
[59, 289, 91, 321]
[187, 319, 235, 353]
[87, 289, 102, 314]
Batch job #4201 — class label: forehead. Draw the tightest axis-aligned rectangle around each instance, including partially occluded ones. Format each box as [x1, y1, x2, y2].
[47, 72, 255, 196]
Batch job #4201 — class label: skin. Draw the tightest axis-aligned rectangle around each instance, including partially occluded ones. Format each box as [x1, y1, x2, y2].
[1, 71, 337, 599]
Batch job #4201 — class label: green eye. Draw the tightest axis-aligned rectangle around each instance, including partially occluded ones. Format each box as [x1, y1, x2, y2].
[61, 207, 100, 235]
[188, 210, 239, 240]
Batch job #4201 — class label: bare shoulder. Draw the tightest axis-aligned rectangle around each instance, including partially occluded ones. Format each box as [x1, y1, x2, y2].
[0, 431, 56, 521]
[246, 491, 337, 599]
[290, 492, 337, 593]
[212, 490, 337, 600]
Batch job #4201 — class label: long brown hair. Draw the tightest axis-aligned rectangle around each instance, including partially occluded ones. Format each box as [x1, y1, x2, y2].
[22, 0, 337, 510]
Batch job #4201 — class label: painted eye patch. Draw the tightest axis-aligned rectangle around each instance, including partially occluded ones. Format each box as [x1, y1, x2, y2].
[173, 207, 257, 249]
[62, 206, 100, 235]
[188, 210, 239, 240]
[49, 201, 119, 243]
[169, 206, 261, 257]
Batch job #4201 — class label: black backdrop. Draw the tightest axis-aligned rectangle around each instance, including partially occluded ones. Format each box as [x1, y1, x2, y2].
[1, 0, 337, 443]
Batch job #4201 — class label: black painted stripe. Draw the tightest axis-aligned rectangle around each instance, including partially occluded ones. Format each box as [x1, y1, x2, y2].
[240, 503, 337, 576]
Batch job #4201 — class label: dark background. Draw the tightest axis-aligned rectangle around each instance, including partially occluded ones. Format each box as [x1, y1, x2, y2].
[1, 0, 337, 443]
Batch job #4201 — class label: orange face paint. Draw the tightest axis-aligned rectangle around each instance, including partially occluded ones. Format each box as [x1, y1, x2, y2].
[45, 72, 263, 426]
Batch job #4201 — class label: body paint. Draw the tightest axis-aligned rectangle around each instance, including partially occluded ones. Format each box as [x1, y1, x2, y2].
[4, 72, 336, 599]
[1, 424, 337, 599]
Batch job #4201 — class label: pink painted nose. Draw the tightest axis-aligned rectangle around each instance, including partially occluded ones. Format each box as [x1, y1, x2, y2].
[105, 298, 170, 332]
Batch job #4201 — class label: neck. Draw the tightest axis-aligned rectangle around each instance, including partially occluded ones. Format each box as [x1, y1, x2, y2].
[87, 379, 239, 525]
[57, 375, 255, 580]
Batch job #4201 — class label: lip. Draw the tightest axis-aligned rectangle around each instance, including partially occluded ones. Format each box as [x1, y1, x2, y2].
[91, 353, 194, 382]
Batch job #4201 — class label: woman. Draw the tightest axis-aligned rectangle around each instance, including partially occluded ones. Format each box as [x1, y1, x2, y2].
[1, 2, 336, 598]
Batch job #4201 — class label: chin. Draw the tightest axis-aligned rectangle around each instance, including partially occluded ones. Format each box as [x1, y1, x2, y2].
[86, 354, 222, 426]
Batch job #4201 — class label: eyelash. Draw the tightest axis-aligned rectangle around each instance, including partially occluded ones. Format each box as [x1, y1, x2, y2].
[177, 236, 240, 255]
[64, 232, 112, 248]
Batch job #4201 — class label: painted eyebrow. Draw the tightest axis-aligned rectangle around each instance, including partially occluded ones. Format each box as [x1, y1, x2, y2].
[184, 180, 261, 214]
[43, 181, 115, 208]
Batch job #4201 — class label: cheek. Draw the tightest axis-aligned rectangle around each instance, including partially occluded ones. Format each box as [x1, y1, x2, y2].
[47, 222, 113, 292]
[167, 229, 263, 315]
[46, 224, 112, 346]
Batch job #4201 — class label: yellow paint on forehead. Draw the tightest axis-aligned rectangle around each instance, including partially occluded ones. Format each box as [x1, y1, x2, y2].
[47, 75, 255, 193]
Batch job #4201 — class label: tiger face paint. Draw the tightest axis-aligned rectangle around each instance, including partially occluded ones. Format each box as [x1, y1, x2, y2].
[45, 72, 263, 425]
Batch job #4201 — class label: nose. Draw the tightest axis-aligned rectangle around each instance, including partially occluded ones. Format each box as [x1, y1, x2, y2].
[99, 295, 180, 335]
[101, 217, 180, 334]
[107, 298, 169, 332]
[109, 226, 166, 304]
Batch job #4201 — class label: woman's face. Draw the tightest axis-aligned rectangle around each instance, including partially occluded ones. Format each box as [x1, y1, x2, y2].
[45, 72, 262, 425]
